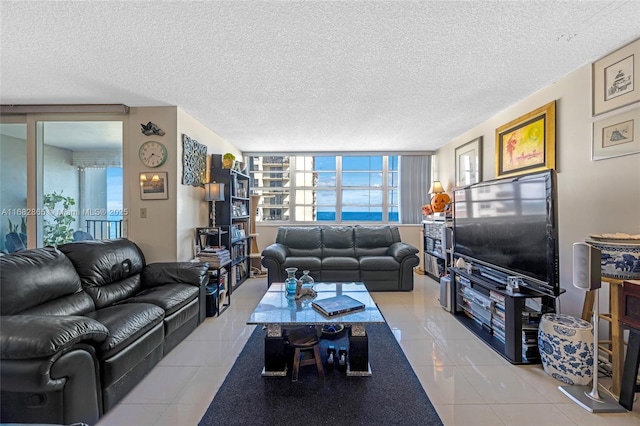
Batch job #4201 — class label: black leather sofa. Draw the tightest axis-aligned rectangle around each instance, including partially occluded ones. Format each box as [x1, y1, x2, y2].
[261, 225, 419, 291]
[0, 238, 208, 426]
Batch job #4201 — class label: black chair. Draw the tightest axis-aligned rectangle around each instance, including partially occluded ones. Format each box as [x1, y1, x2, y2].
[72, 230, 94, 241]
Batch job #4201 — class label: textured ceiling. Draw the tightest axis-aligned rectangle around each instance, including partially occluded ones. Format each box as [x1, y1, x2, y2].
[2, 1, 640, 153]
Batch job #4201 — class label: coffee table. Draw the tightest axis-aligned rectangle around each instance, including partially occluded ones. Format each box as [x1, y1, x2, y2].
[247, 282, 386, 377]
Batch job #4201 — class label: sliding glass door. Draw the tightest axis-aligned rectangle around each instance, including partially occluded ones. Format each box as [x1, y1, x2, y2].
[0, 115, 124, 252]
[0, 120, 28, 253]
[36, 120, 124, 247]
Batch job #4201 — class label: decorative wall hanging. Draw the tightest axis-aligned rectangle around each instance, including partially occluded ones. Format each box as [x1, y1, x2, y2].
[182, 134, 207, 186]
[593, 38, 639, 116]
[592, 107, 640, 160]
[140, 121, 166, 136]
[140, 172, 168, 200]
[495, 101, 556, 178]
[455, 136, 482, 187]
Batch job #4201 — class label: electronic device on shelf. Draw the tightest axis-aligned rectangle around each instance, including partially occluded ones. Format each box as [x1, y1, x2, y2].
[452, 170, 559, 297]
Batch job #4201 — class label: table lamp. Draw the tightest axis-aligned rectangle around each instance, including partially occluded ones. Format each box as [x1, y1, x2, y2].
[204, 182, 225, 227]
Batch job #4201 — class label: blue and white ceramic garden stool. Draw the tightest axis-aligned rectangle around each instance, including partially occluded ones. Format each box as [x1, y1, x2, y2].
[538, 313, 594, 386]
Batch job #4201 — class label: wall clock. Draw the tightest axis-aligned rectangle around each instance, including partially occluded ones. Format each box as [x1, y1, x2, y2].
[139, 140, 168, 168]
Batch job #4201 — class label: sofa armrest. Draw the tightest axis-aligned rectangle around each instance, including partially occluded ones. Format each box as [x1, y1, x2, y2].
[1, 315, 108, 360]
[261, 243, 289, 264]
[387, 242, 419, 262]
[141, 262, 209, 289]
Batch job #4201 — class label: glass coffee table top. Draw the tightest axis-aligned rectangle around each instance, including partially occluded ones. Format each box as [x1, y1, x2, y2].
[247, 282, 385, 326]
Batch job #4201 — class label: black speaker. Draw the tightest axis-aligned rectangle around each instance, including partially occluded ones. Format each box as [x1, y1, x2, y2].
[573, 242, 601, 290]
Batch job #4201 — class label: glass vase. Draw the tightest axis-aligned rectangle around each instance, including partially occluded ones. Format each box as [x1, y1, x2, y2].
[299, 270, 314, 289]
[284, 267, 298, 295]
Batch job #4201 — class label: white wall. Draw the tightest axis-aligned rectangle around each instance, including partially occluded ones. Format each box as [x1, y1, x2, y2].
[435, 64, 640, 317]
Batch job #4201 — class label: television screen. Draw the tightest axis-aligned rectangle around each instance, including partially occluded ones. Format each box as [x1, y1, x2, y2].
[453, 170, 559, 296]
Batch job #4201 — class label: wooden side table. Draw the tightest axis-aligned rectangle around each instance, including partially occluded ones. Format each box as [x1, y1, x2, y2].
[581, 277, 624, 396]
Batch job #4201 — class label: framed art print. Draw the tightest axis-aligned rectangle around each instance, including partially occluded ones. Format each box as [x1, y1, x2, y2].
[455, 136, 482, 186]
[140, 172, 169, 200]
[592, 108, 640, 160]
[495, 101, 556, 178]
[593, 38, 640, 116]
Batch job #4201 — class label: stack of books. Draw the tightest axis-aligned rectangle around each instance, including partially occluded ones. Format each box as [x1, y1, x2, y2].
[198, 246, 231, 268]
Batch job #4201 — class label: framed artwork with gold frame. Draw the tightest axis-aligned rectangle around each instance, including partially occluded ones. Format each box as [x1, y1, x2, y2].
[495, 101, 556, 178]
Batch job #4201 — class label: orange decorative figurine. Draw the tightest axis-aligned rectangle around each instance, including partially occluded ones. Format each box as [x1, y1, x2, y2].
[428, 180, 451, 213]
[430, 192, 451, 213]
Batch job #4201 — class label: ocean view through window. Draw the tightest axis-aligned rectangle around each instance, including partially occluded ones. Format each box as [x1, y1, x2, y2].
[248, 154, 400, 223]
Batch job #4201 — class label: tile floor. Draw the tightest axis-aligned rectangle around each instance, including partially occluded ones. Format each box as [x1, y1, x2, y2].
[97, 274, 640, 425]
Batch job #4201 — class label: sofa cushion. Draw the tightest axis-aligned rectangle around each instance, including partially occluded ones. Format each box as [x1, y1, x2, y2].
[59, 238, 145, 286]
[322, 226, 355, 258]
[277, 227, 322, 258]
[88, 275, 143, 310]
[84, 303, 164, 359]
[20, 291, 96, 316]
[120, 283, 199, 316]
[282, 256, 322, 271]
[360, 256, 399, 271]
[59, 239, 146, 307]
[322, 256, 359, 270]
[354, 226, 397, 257]
[0, 247, 83, 315]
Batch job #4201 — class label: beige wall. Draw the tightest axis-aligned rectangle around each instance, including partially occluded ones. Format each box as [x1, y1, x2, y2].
[176, 109, 241, 260]
[126, 106, 242, 263]
[434, 64, 640, 317]
[126, 107, 178, 262]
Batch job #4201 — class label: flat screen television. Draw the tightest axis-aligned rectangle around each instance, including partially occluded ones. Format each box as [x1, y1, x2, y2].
[453, 170, 559, 297]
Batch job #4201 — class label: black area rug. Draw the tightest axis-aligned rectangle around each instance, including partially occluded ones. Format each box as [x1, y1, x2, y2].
[199, 324, 443, 426]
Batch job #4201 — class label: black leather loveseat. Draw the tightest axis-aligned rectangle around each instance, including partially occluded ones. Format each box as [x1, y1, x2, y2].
[0, 238, 208, 425]
[261, 225, 419, 291]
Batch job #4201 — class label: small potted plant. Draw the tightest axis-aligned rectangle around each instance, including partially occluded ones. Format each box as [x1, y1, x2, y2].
[222, 153, 236, 169]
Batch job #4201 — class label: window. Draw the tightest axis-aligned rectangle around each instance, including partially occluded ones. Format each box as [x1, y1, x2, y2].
[249, 156, 290, 221]
[248, 154, 399, 223]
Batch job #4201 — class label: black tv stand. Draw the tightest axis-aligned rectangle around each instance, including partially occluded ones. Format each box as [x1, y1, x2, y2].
[449, 267, 557, 364]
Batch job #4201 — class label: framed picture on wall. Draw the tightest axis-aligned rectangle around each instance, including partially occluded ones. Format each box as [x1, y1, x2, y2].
[495, 101, 556, 178]
[455, 136, 482, 186]
[140, 172, 168, 200]
[593, 38, 640, 116]
[592, 107, 640, 160]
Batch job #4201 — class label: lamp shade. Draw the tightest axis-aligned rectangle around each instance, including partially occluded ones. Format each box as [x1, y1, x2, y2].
[428, 180, 445, 194]
[204, 182, 225, 201]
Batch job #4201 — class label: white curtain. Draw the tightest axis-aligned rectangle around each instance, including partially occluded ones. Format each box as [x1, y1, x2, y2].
[399, 155, 431, 224]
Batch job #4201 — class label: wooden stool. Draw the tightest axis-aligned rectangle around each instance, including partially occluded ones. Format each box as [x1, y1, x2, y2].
[287, 327, 324, 382]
